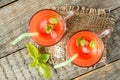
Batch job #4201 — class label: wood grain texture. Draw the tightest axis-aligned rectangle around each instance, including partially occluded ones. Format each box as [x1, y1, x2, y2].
[106, 7, 120, 63]
[0, 0, 17, 8]
[0, 0, 120, 80]
[0, 57, 16, 80]
[74, 59, 120, 80]
[0, 47, 118, 80]
[0, 49, 59, 80]
[0, 0, 72, 58]
[69, 0, 120, 10]
[0, 0, 120, 59]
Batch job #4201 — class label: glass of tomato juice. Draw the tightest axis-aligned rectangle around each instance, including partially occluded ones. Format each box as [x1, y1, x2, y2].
[29, 9, 74, 46]
[67, 29, 111, 67]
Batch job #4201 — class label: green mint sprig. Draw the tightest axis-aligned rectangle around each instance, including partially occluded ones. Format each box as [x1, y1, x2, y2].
[49, 18, 58, 24]
[45, 18, 58, 34]
[45, 24, 54, 34]
[76, 37, 85, 47]
[89, 40, 97, 48]
[26, 43, 51, 79]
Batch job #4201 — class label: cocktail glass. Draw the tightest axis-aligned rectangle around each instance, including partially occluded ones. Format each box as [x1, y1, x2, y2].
[29, 9, 74, 46]
[67, 29, 111, 67]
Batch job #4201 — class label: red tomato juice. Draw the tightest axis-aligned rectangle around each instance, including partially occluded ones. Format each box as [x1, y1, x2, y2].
[67, 31, 104, 67]
[29, 9, 65, 46]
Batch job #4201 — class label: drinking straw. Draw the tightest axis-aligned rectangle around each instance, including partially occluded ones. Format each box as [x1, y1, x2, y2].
[99, 29, 110, 38]
[11, 32, 38, 45]
[54, 54, 78, 69]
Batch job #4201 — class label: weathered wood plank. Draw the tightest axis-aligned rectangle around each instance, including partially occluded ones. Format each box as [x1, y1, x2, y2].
[0, 64, 7, 80]
[0, 0, 120, 58]
[0, 0, 120, 60]
[0, 0, 73, 58]
[0, 47, 108, 80]
[0, 57, 16, 80]
[0, 0, 17, 8]
[106, 7, 120, 63]
[0, 47, 117, 80]
[0, 0, 120, 79]
[0, 48, 59, 80]
[74, 59, 120, 80]
[7, 53, 25, 80]
[67, 0, 120, 10]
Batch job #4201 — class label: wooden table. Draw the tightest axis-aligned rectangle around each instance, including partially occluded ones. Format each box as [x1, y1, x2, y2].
[0, 0, 120, 80]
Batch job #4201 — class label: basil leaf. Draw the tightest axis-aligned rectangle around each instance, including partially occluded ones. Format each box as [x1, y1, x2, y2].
[76, 38, 85, 47]
[26, 43, 39, 60]
[49, 18, 58, 24]
[38, 54, 50, 63]
[30, 60, 38, 68]
[45, 24, 53, 34]
[26, 43, 51, 79]
[39, 63, 51, 79]
[89, 40, 97, 48]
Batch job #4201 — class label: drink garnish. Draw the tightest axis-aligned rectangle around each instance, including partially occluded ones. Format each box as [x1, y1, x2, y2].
[45, 24, 54, 34]
[26, 43, 51, 79]
[45, 18, 58, 34]
[89, 40, 97, 48]
[49, 18, 58, 24]
[76, 37, 85, 47]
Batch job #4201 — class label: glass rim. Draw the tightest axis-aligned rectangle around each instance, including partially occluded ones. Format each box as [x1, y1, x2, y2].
[66, 30, 105, 67]
[28, 9, 66, 47]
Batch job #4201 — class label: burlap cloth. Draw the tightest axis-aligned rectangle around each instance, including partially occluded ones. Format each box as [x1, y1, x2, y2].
[43, 6, 115, 66]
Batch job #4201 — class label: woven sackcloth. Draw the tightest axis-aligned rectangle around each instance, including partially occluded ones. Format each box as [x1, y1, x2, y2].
[44, 6, 115, 65]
